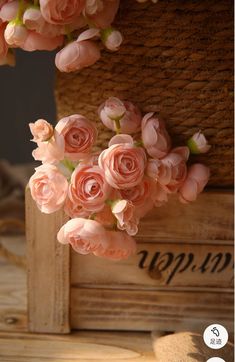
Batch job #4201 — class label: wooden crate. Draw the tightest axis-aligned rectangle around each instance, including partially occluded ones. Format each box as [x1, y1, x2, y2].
[26, 189, 234, 334]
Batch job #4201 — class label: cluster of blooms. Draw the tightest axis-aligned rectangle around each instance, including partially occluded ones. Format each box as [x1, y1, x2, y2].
[28, 97, 210, 260]
[0, 0, 156, 71]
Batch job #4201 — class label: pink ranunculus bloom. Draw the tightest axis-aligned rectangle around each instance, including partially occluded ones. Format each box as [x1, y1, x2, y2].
[29, 119, 54, 142]
[69, 165, 111, 213]
[95, 204, 116, 228]
[142, 112, 171, 159]
[94, 230, 137, 260]
[57, 218, 108, 255]
[187, 131, 211, 154]
[29, 164, 68, 214]
[179, 163, 210, 204]
[32, 130, 65, 164]
[55, 114, 97, 161]
[120, 177, 154, 218]
[0, 1, 18, 22]
[64, 197, 91, 219]
[112, 199, 138, 236]
[55, 38, 100, 72]
[102, 28, 123, 51]
[99, 98, 142, 134]
[85, 0, 120, 29]
[39, 0, 85, 25]
[147, 147, 189, 193]
[4, 21, 28, 47]
[98, 142, 147, 189]
[22, 31, 64, 51]
[0, 22, 8, 60]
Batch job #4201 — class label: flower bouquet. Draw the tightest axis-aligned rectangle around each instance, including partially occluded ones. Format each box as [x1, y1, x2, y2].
[28, 97, 210, 261]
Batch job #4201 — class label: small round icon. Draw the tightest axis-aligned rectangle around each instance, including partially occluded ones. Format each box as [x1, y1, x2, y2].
[206, 358, 225, 362]
[203, 324, 228, 350]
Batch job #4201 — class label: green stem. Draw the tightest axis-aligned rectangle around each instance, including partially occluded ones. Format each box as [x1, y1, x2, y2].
[114, 119, 121, 134]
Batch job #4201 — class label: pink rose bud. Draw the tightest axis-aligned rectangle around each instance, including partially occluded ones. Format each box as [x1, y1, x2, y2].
[0, 1, 19, 22]
[99, 142, 147, 189]
[99, 97, 142, 134]
[187, 131, 211, 154]
[112, 199, 138, 236]
[29, 164, 68, 214]
[85, 0, 104, 15]
[101, 27, 123, 51]
[69, 165, 111, 213]
[85, 0, 119, 29]
[32, 131, 65, 164]
[55, 114, 97, 161]
[39, 0, 85, 25]
[23, 7, 46, 31]
[55, 39, 100, 73]
[142, 112, 171, 159]
[29, 119, 54, 142]
[94, 230, 137, 260]
[179, 163, 210, 204]
[57, 218, 108, 255]
[4, 21, 28, 47]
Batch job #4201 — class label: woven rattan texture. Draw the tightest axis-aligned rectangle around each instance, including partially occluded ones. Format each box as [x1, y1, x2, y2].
[55, 0, 233, 187]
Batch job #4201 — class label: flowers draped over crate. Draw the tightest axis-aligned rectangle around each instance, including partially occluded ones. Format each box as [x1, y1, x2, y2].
[0, 0, 156, 71]
[28, 97, 210, 260]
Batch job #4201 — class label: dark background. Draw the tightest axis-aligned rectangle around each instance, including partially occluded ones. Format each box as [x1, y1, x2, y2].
[0, 49, 56, 164]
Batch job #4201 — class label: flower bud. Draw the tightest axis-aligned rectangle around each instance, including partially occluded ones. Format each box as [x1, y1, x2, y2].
[4, 20, 28, 47]
[29, 119, 54, 142]
[101, 27, 123, 51]
[187, 131, 211, 154]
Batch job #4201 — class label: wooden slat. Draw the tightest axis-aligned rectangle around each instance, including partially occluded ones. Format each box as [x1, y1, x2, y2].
[137, 191, 233, 242]
[0, 331, 156, 362]
[71, 287, 234, 332]
[26, 188, 70, 334]
[0, 256, 27, 332]
[71, 242, 233, 290]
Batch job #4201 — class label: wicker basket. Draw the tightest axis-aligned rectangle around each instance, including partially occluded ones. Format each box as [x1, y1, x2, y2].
[55, 0, 234, 187]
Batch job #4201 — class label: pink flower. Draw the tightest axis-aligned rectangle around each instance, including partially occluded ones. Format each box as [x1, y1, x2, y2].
[29, 164, 68, 214]
[101, 28, 123, 51]
[147, 147, 189, 193]
[22, 31, 64, 51]
[142, 112, 171, 159]
[179, 163, 210, 204]
[84, 0, 104, 15]
[112, 199, 138, 235]
[94, 230, 136, 260]
[120, 177, 154, 218]
[0, 22, 8, 61]
[39, 0, 85, 25]
[0, 1, 18, 22]
[99, 97, 142, 134]
[29, 119, 54, 142]
[69, 165, 111, 213]
[86, 0, 119, 29]
[55, 114, 97, 161]
[99, 142, 147, 189]
[32, 131, 65, 164]
[187, 131, 211, 154]
[57, 218, 108, 255]
[64, 197, 90, 218]
[4, 21, 28, 47]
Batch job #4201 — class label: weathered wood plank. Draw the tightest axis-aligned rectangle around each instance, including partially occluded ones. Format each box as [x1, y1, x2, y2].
[0, 331, 156, 362]
[137, 191, 233, 242]
[0, 256, 27, 332]
[26, 188, 70, 334]
[71, 242, 234, 290]
[71, 287, 234, 332]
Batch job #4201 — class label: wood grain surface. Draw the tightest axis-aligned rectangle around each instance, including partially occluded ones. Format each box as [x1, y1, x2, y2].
[26, 188, 70, 334]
